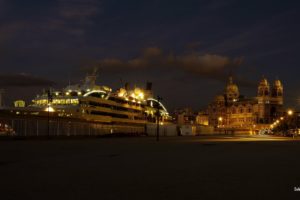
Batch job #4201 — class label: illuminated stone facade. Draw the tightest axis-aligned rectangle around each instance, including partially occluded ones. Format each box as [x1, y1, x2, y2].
[207, 77, 284, 129]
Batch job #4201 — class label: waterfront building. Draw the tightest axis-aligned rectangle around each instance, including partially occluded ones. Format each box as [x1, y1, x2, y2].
[206, 77, 284, 131]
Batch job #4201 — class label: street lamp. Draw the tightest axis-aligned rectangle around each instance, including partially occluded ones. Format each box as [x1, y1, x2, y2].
[156, 96, 162, 141]
[47, 90, 53, 137]
[218, 117, 223, 132]
[287, 109, 295, 137]
[218, 117, 223, 122]
[288, 109, 294, 116]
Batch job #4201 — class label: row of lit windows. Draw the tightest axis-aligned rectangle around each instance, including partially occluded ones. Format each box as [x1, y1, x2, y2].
[90, 110, 145, 120]
[211, 107, 252, 114]
[230, 117, 253, 123]
[34, 98, 79, 105]
[88, 101, 142, 113]
[231, 107, 252, 114]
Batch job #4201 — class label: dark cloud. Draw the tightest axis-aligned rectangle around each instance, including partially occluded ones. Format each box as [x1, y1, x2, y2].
[59, 0, 100, 21]
[185, 41, 202, 50]
[0, 21, 27, 44]
[83, 47, 249, 85]
[45, 0, 102, 35]
[0, 73, 55, 87]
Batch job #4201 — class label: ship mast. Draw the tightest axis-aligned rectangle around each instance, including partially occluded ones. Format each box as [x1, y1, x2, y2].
[85, 67, 98, 87]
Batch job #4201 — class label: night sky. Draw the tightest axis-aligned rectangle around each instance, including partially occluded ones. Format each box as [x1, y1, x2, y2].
[1, 0, 300, 112]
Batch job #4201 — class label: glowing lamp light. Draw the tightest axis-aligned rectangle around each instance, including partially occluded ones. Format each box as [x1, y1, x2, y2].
[45, 106, 55, 112]
[138, 92, 144, 100]
[218, 117, 223, 122]
[287, 109, 294, 116]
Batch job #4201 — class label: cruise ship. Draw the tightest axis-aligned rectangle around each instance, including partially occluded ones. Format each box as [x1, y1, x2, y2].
[0, 70, 171, 136]
[33, 70, 170, 123]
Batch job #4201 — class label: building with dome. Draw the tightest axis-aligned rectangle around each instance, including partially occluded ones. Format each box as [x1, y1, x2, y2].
[206, 77, 284, 132]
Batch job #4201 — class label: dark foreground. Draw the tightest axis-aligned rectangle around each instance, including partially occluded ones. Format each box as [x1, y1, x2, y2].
[1, 135, 300, 200]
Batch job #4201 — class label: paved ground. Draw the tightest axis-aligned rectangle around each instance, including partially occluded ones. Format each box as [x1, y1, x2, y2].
[1, 135, 300, 200]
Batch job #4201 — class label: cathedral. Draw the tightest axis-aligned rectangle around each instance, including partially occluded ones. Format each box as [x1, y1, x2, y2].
[207, 77, 284, 131]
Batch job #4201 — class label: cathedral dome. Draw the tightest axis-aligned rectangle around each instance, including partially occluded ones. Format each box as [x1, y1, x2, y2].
[225, 77, 239, 102]
[226, 77, 239, 94]
[226, 84, 239, 94]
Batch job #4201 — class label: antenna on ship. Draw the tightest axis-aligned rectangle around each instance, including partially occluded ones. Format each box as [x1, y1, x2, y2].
[85, 67, 99, 86]
[119, 78, 124, 88]
[68, 73, 71, 87]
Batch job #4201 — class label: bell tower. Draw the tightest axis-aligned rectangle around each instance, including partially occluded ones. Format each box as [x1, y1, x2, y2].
[257, 78, 271, 124]
[256, 78, 284, 124]
[271, 79, 283, 105]
[258, 78, 270, 97]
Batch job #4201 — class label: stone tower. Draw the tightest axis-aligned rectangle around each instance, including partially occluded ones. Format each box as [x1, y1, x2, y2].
[257, 78, 271, 124]
[258, 78, 270, 97]
[256, 78, 283, 124]
[271, 79, 283, 105]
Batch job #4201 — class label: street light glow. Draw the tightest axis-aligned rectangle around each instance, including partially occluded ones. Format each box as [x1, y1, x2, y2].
[288, 109, 294, 116]
[45, 106, 55, 112]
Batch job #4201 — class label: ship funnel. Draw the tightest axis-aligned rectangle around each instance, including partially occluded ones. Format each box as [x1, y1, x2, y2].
[125, 82, 130, 90]
[146, 82, 152, 91]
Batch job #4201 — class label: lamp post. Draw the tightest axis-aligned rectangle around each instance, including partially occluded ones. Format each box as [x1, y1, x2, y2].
[287, 109, 294, 138]
[47, 90, 53, 137]
[218, 116, 223, 134]
[156, 96, 162, 141]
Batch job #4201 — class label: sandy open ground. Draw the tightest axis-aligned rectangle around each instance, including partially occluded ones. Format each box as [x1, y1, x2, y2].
[0, 135, 300, 200]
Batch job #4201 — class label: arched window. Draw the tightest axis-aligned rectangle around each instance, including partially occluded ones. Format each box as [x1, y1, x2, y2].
[265, 90, 269, 96]
[232, 108, 236, 114]
[239, 108, 243, 113]
[248, 107, 252, 113]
